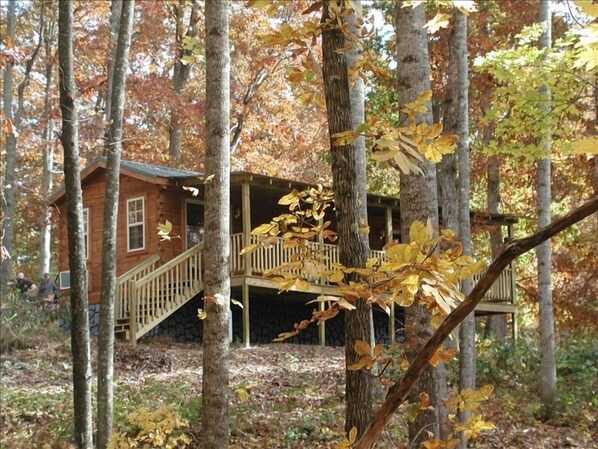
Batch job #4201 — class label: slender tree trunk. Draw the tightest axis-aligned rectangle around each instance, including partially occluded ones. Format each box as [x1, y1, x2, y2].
[395, 1, 444, 445]
[169, 0, 200, 162]
[1, 0, 17, 294]
[537, 0, 558, 419]
[96, 2, 135, 448]
[58, 2, 93, 447]
[40, 13, 57, 277]
[484, 154, 508, 340]
[444, 11, 476, 448]
[201, 1, 231, 447]
[104, 0, 123, 125]
[322, 0, 373, 437]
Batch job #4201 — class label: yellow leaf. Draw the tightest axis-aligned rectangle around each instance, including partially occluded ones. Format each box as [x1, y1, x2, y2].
[409, 220, 430, 245]
[203, 174, 215, 184]
[294, 278, 311, 291]
[338, 297, 356, 310]
[571, 137, 598, 155]
[574, 0, 598, 17]
[297, 91, 316, 107]
[424, 13, 450, 33]
[239, 243, 259, 255]
[332, 130, 358, 146]
[251, 223, 277, 236]
[235, 387, 250, 402]
[197, 309, 207, 320]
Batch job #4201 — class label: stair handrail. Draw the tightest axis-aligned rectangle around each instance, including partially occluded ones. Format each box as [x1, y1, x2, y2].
[134, 243, 203, 288]
[115, 254, 161, 321]
[128, 243, 204, 343]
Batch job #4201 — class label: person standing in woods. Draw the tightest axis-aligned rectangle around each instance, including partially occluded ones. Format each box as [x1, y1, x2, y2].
[37, 272, 57, 302]
[9, 271, 36, 296]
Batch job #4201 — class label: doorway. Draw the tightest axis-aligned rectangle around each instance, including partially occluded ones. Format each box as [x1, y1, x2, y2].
[185, 200, 205, 249]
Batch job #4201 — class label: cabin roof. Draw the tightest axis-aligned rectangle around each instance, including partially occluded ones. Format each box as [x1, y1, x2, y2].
[119, 159, 201, 179]
[48, 158, 518, 225]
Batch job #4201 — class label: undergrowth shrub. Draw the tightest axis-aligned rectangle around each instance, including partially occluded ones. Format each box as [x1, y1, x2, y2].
[477, 331, 598, 416]
[109, 405, 191, 449]
[0, 290, 66, 353]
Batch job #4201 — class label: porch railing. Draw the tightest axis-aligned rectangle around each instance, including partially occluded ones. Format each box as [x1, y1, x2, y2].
[230, 232, 514, 302]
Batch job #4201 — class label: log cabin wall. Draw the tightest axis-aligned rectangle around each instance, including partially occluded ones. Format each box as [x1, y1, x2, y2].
[56, 170, 188, 305]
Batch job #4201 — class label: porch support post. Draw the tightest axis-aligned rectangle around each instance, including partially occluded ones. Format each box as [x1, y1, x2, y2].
[242, 181, 252, 348]
[385, 207, 396, 345]
[242, 282, 250, 348]
[242, 181, 252, 276]
[318, 301, 326, 347]
[508, 223, 518, 340]
[317, 217, 326, 347]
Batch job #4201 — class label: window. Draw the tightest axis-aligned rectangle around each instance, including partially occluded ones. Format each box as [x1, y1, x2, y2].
[127, 197, 145, 251]
[59, 270, 89, 290]
[83, 208, 89, 259]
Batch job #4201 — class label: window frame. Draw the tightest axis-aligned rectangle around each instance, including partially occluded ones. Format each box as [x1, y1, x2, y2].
[126, 196, 146, 252]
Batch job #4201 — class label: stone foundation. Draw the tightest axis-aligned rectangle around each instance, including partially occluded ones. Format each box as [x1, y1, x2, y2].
[61, 294, 404, 346]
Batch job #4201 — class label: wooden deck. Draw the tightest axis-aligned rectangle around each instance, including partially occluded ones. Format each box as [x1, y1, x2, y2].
[116, 233, 517, 344]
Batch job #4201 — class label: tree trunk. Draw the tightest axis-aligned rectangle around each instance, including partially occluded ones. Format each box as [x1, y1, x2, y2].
[484, 154, 508, 340]
[537, 0, 558, 419]
[444, 11, 476, 448]
[201, 1, 231, 448]
[395, 1, 443, 445]
[96, 2, 135, 448]
[58, 1, 93, 447]
[322, 0, 373, 437]
[104, 0, 123, 125]
[169, 0, 200, 162]
[1, 0, 17, 295]
[40, 12, 57, 278]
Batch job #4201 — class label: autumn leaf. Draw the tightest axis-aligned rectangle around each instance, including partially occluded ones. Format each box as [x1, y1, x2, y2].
[571, 137, 598, 155]
[424, 13, 451, 34]
[335, 426, 357, 449]
[157, 220, 179, 241]
[235, 388, 250, 402]
[332, 130, 358, 146]
[429, 347, 458, 367]
[197, 309, 207, 320]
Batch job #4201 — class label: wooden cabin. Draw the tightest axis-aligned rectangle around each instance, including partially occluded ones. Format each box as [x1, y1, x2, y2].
[50, 158, 518, 346]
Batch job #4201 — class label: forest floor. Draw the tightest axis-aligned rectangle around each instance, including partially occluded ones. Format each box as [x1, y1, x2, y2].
[1, 334, 597, 449]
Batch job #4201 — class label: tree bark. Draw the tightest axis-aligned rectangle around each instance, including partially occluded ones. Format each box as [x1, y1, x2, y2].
[169, 0, 200, 162]
[58, 1, 93, 447]
[40, 10, 57, 278]
[355, 196, 598, 449]
[1, 0, 17, 295]
[104, 0, 123, 125]
[484, 154, 508, 340]
[445, 11, 476, 448]
[537, 0, 558, 419]
[201, 1, 231, 448]
[96, 2, 135, 448]
[395, 1, 443, 445]
[322, 0, 373, 437]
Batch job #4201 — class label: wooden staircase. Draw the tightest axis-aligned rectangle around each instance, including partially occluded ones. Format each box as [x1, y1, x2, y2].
[115, 244, 204, 343]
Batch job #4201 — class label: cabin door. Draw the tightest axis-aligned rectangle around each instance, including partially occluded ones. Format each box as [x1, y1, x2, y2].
[185, 200, 205, 249]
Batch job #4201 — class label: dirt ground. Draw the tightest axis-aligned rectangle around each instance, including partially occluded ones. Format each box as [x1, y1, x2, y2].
[1, 338, 596, 448]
